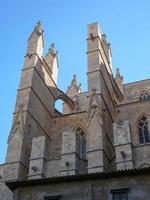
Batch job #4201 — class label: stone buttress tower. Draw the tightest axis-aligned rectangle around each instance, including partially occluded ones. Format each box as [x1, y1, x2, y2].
[3, 22, 125, 183]
[86, 23, 123, 172]
[3, 22, 60, 180]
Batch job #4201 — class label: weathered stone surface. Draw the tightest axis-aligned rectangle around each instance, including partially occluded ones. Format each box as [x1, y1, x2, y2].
[1, 22, 150, 199]
[6, 175, 150, 200]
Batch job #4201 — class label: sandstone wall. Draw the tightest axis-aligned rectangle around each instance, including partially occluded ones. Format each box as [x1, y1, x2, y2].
[9, 174, 150, 200]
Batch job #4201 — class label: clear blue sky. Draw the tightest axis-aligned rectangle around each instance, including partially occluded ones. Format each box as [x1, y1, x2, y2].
[0, 0, 150, 163]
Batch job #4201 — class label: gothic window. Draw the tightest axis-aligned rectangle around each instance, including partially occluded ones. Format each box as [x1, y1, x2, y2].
[138, 116, 150, 144]
[111, 189, 128, 200]
[76, 127, 86, 160]
[140, 90, 150, 101]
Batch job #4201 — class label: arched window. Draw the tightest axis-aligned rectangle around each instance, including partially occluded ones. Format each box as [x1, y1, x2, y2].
[138, 116, 150, 144]
[76, 127, 86, 160]
[140, 90, 150, 101]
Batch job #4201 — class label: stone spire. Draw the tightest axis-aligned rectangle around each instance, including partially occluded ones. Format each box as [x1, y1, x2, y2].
[67, 74, 81, 96]
[44, 43, 58, 84]
[24, 21, 44, 68]
[63, 75, 81, 114]
[116, 68, 121, 78]
[87, 23, 116, 173]
[3, 22, 47, 181]
[101, 34, 112, 68]
[115, 68, 124, 94]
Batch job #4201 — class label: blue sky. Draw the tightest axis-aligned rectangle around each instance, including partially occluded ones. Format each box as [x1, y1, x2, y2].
[0, 0, 150, 163]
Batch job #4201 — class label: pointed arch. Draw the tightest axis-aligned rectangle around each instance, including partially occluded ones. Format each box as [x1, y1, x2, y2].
[136, 112, 150, 122]
[136, 113, 150, 144]
[72, 124, 86, 160]
[51, 87, 75, 114]
[72, 123, 86, 134]
[140, 90, 150, 101]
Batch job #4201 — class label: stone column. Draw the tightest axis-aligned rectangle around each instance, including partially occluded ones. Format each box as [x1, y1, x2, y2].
[86, 88, 105, 173]
[86, 23, 104, 173]
[86, 23, 116, 173]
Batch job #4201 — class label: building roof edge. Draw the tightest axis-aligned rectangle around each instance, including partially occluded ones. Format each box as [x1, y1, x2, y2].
[5, 167, 150, 191]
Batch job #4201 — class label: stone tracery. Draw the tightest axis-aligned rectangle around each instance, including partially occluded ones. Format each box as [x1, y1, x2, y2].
[138, 115, 150, 144]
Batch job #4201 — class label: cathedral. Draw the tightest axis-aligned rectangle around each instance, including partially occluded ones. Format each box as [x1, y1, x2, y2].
[0, 22, 150, 200]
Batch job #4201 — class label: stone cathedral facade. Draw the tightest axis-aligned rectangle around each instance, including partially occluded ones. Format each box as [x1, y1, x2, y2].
[0, 22, 150, 200]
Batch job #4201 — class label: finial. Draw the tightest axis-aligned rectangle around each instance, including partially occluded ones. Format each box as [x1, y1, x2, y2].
[48, 43, 58, 57]
[115, 68, 124, 94]
[51, 43, 55, 48]
[37, 20, 41, 25]
[73, 74, 76, 80]
[71, 74, 77, 85]
[49, 43, 55, 52]
[27, 20, 44, 43]
[115, 68, 123, 81]
[102, 34, 107, 39]
[34, 20, 43, 35]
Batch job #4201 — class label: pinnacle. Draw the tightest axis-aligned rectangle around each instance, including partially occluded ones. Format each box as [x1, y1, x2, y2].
[115, 68, 123, 82]
[46, 43, 58, 57]
[37, 20, 41, 25]
[116, 68, 121, 77]
[34, 20, 43, 35]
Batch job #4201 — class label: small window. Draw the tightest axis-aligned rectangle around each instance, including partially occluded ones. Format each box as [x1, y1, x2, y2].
[111, 189, 128, 200]
[138, 116, 150, 144]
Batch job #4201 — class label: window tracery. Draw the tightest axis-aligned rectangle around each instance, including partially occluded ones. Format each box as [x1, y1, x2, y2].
[138, 115, 150, 144]
[140, 90, 150, 101]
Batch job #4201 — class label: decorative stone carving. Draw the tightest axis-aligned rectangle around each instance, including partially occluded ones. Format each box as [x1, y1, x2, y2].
[8, 104, 25, 143]
[116, 120, 124, 128]
[73, 94, 81, 111]
[87, 88, 104, 127]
